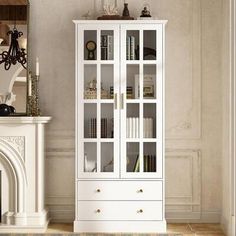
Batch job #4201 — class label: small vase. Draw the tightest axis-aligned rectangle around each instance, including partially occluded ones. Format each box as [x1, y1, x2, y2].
[0, 104, 11, 116]
[122, 3, 130, 17]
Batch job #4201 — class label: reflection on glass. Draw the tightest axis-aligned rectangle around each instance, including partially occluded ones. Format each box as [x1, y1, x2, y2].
[84, 103, 97, 138]
[143, 142, 156, 172]
[144, 103, 156, 138]
[101, 64, 113, 99]
[126, 30, 139, 60]
[101, 143, 114, 172]
[127, 142, 139, 172]
[143, 30, 156, 60]
[84, 30, 97, 60]
[84, 64, 97, 99]
[143, 65, 156, 99]
[84, 143, 97, 172]
[101, 30, 114, 60]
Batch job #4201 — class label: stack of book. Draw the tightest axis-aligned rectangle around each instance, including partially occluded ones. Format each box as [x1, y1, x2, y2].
[126, 36, 136, 60]
[101, 118, 108, 138]
[126, 117, 153, 138]
[101, 35, 113, 60]
[133, 155, 156, 172]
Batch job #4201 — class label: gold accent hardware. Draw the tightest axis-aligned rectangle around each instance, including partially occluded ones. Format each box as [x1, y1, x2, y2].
[138, 189, 143, 193]
[96, 209, 101, 213]
[137, 209, 143, 213]
[120, 93, 124, 109]
[96, 189, 101, 192]
[114, 93, 118, 109]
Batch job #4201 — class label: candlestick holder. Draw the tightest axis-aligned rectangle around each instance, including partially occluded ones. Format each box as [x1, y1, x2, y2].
[27, 73, 41, 116]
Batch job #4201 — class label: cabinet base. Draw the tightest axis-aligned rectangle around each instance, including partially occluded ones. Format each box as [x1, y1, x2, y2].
[74, 220, 167, 233]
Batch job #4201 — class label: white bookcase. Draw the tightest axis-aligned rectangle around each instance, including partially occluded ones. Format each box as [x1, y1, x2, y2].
[74, 20, 167, 233]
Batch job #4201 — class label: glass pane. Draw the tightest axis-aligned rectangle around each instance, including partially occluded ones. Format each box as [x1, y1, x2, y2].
[143, 143, 156, 172]
[84, 104, 97, 138]
[126, 30, 139, 60]
[143, 30, 156, 60]
[101, 104, 114, 138]
[143, 103, 156, 138]
[143, 65, 156, 99]
[101, 64, 113, 99]
[101, 143, 114, 172]
[84, 143, 97, 172]
[126, 104, 140, 138]
[127, 64, 139, 99]
[126, 142, 139, 172]
[84, 64, 97, 99]
[84, 30, 97, 60]
[101, 30, 114, 60]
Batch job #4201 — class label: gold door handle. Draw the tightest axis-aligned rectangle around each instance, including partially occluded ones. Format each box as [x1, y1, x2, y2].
[114, 93, 118, 110]
[137, 189, 143, 193]
[137, 209, 143, 213]
[120, 93, 124, 110]
[96, 209, 101, 213]
[96, 189, 101, 193]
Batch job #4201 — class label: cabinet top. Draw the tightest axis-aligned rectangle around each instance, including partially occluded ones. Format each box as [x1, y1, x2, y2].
[73, 20, 168, 25]
[0, 116, 52, 124]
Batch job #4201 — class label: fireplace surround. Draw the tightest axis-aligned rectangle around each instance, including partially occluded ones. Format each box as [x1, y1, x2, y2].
[0, 116, 51, 233]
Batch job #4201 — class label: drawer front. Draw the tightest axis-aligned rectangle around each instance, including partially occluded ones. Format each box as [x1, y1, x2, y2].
[77, 181, 163, 201]
[77, 201, 163, 221]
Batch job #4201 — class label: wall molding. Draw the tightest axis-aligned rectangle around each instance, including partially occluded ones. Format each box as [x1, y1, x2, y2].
[165, 149, 201, 220]
[166, 0, 201, 140]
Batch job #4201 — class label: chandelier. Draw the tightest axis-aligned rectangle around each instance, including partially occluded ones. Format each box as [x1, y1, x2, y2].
[0, 26, 27, 70]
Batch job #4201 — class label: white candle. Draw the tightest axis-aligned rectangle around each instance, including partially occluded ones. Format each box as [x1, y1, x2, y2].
[28, 75, 32, 96]
[36, 57, 39, 76]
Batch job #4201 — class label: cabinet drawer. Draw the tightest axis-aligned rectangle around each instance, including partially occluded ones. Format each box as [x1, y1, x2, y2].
[77, 181, 162, 201]
[77, 201, 163, 221]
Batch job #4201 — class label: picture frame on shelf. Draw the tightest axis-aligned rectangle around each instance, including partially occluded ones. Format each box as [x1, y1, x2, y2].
[135, 74, 156, 99]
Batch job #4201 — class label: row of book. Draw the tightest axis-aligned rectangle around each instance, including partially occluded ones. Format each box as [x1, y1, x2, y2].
[101, 35, 113, 60]
[126, 118, 154, 138]
[133, 155, 156, 172]
[126, 36, 136, 60]
[88, 118, 113, 138]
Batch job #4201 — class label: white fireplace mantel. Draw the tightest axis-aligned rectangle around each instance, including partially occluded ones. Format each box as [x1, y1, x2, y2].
[0, 116, 51, 233]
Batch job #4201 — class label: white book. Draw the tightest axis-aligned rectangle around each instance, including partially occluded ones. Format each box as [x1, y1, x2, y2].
[107, 35, 113, 60]
[126, 118, 129, 138]
[130, 36, 135, 60]
[132, 118, 136, 138]
[135, 118, 139, 138]
[129, 118, 132, 138]
[150, 118, 153, 138]
[143, 118, 146, 138]
[126, 36, 131, 60]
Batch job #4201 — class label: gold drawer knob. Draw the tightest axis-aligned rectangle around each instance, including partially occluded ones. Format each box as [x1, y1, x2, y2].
[137, 209, 143, 213]
[138, 189, 143, 193]
[96, 189, 101, 193]
[96, 209, 101, 213]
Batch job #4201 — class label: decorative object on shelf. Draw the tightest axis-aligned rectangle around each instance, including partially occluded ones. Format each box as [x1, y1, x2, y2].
[86, 40, 96, 60]
[121, 3, 134, 20]
[84, 79, 97, 99]
[140, 5, 151, 17]
[97, 0, 121, 20]
[84, 153, 97, 172]
[101, 83, 109, 99]
[135, 46, 156, 60]
[103, 159, 113, 172]
[135, 74, 155, 99]
[27, 58, 41, 116]
[0, 103, 15, 116]
[0, 25, 27, 70]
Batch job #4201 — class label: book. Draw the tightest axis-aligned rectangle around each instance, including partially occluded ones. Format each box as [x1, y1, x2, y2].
[126, 36, 131, 60]
[130, 36, 135, 60]
[107, 35, 113, 60]
[133, 155, 140, 172]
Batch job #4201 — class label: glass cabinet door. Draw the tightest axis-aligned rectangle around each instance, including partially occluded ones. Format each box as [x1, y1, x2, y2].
[77, 25, 120, 178]
[120, 24, 163, 178]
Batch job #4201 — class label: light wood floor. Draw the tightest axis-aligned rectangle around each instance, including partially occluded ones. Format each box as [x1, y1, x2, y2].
[46, 223, 225, 235]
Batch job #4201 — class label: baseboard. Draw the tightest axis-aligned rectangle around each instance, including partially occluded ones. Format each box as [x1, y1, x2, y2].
[221, 215, 234, 236]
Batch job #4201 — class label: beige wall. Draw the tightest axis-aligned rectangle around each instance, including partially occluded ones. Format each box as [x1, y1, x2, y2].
[29, 0, 223, 222]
